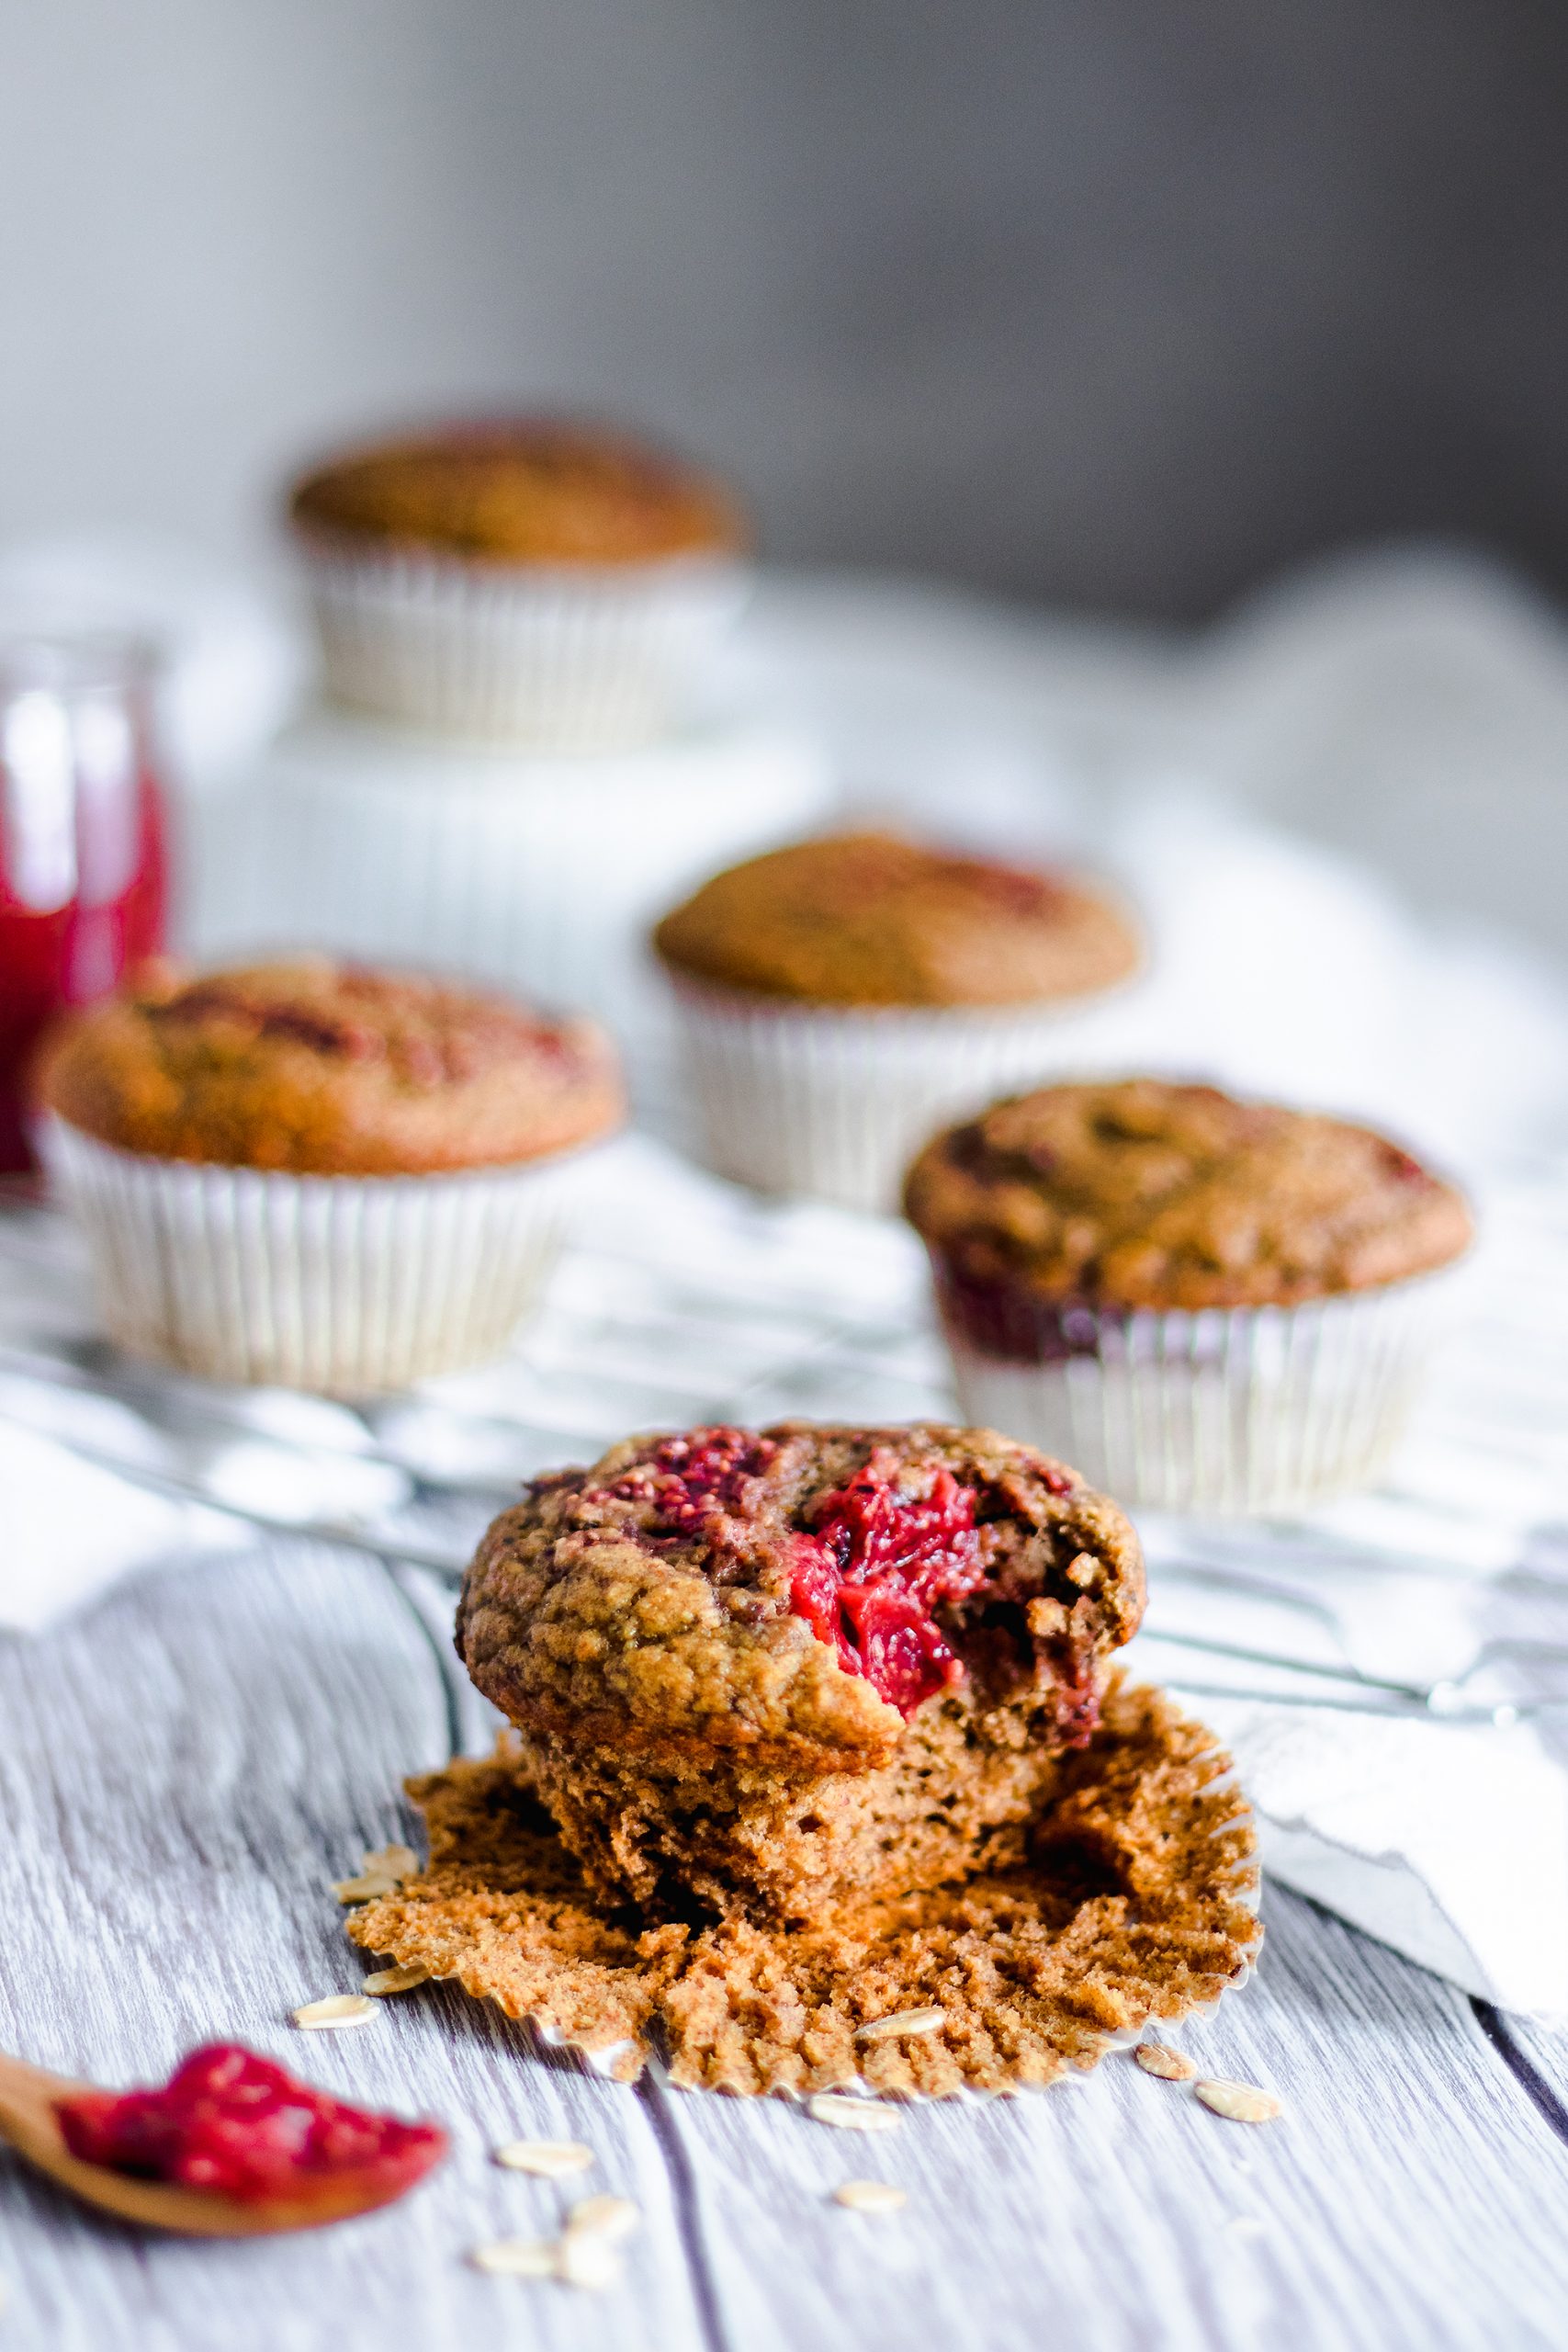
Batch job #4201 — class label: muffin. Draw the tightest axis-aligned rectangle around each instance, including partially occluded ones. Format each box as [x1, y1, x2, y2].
[288, 417, 750, 748]
[36, 956, 624, 1391]
[653, 831, 1144, 1211]
[905, 1078, 1473, 1514]
[456, 1419, 1145, 1921]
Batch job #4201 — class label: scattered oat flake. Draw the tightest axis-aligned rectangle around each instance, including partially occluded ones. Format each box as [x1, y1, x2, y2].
[808, 2093, 902, 2133]
[471, 2237, 559, 2278]
[855, 2007, 946, 2042]
[364, 1842, 418, 1878]
[494, 2138, 595, 2177]
[834, 2179, 908, 2213]
[291, 1994, 377, 2030]
[334, 1844, 419, 1903]
[333, 1874, 396, 1905]
[1195, 2077, 1282, 2125]
[1135, 2041, 1196, 2082]
[556, 2233, 625, 2291]
[362, 1962, 430, 1996]
[566, 2194, 639, 2245]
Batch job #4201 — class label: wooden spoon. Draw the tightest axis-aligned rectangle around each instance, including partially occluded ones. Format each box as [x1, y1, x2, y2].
[0, 2051, 428, 2236]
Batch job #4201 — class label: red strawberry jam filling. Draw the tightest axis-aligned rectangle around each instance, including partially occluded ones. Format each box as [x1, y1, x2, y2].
[788, 1450, 986, 1716]
[592, 1427, 1099, 1724]
[606, 1430, 999, 1718]
[607, 1427, 779, 1533]
[56, 2043, 447, 2207]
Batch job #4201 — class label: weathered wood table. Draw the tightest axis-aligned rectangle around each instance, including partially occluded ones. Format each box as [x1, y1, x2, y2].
[2, 1152, 1567, 2352]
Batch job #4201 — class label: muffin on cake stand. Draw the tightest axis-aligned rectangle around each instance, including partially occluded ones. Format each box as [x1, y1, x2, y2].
[287, 415, 751, 752]
[196, 415, 836, 1094]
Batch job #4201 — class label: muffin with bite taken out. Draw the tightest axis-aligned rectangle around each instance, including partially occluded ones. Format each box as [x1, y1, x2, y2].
[346, 1417, 1264, 2098]
[456, 1418, 1145, 1922]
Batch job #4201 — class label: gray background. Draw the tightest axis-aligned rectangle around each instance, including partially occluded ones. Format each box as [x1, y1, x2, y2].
[4, 0, 1567, 619]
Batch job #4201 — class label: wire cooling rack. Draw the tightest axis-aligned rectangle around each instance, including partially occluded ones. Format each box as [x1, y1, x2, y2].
[2, 1134, 1567, 1728]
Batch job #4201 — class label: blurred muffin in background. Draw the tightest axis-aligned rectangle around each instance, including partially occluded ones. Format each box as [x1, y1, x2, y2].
[289, 418, 745, 566]
[652, 830, 1143, 1210]
[905, 1076, 1473, 1515]
[288, 417, 750, 749]
[37, 956, 624, 1391]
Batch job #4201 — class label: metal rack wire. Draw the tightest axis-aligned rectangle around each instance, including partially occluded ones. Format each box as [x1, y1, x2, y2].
[2, 1134, 1566, 1729]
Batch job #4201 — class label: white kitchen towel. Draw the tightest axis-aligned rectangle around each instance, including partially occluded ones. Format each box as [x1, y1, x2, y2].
[0, 1373, 416, 1634]
[0, 1417, 218, 1633]
[1193, 1700, 1568, 2020]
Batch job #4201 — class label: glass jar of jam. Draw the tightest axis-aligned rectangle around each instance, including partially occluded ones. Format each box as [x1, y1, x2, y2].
[0, 634, 168, 1171]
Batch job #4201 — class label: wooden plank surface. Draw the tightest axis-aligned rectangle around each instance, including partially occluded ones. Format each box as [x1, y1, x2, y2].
[4, 1544, 1568, 2352]
[1488, 2009, 1568, 2140]
[0, 1547, 706, 2352]
[669, 1888, 1568, 2352]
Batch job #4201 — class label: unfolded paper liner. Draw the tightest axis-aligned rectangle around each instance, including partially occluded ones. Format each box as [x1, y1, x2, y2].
[345, 1679, 1261, 2098]
[931, 1259, 1460, 1516]
[299, 538, 750, 751]
[39, 1113, 593, 1396]
[666, 977, 1150, 1215]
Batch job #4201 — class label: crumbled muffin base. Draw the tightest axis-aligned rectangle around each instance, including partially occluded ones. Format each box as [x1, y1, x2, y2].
[346, 1679, 1260, 2098]
[524, 1674, 1099, 1922]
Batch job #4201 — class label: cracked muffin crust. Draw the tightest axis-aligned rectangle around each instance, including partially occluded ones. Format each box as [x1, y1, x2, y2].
[905, 1077, 1472, 1324]
[288, 418, 748, 567]
[652, 831, 1141, 1009]
[38, 957, 624, 1175]
[456, 1420, 1145, 1918]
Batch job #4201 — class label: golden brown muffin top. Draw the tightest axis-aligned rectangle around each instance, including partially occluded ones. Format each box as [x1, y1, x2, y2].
[651, 831, 1141, 1008]
[457, 1420, 1145, 1762]
[288, 418, 748, 566]
[904, 1078, 1472, 1310]
[38, 957, 624, 1176]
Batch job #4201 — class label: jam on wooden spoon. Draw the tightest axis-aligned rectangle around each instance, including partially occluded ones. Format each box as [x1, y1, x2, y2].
[0, 2041, 446, 2235]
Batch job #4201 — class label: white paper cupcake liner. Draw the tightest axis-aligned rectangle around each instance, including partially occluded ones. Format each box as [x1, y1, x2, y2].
[40, 1114, 592, 1395]
[666, 979, 1142, 1213]
[931, 1263, 1458, 1514]
[299, 540, 750, 750]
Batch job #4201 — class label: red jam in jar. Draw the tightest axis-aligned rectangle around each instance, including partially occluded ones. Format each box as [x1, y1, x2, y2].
[0, 634, 168, 1172]
[56, 2042, 447, 2211]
